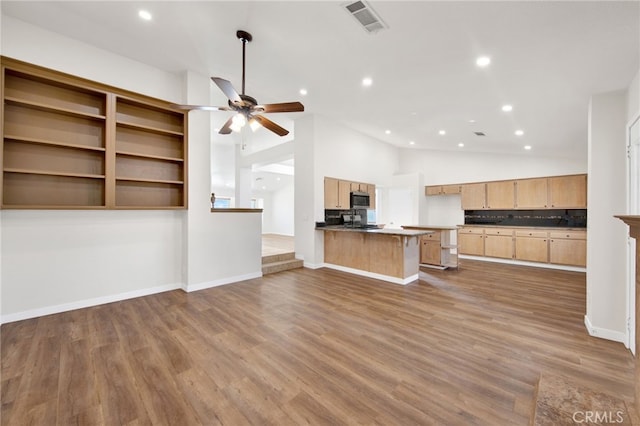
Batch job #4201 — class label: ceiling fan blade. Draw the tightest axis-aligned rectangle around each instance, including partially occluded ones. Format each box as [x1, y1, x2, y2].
[212, 77, 242, 104]
[257, 102, 305, 113]
[172, 104, 231, 111]
[252, 115, 289, 136]
[219, 116, 234, 134]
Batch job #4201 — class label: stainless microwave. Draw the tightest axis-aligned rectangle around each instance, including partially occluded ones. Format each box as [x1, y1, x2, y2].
[350, 191, 370, 208]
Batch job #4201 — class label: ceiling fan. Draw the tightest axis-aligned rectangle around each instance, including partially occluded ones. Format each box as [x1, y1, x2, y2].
[175, 30, 304, 137]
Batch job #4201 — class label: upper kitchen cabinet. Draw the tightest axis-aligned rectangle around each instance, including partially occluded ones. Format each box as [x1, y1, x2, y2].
[515, 178, 548, 209]
[324, 177, 351, 209]
[461, 183, 486, 209]
[367, 184, 376, 209]
[486, 180, 515, 209]
[425, 184, 461, 196]
[548, 174, 587, 208]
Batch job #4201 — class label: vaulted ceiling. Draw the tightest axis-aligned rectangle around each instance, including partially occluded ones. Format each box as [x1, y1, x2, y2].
[2, 1, 639, 161]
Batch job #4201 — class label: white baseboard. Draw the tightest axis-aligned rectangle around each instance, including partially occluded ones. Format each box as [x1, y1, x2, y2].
[584, 315, 627, 344]
[184, 271, 262, 293]
[459, 255, 586, 272]
[0, 282, 182, 325]
[323, 263, 417, 285]
[303, 261, 324, 269]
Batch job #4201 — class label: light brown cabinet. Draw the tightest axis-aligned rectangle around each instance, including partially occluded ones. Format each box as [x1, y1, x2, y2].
[425, 184, 461, 196]
[324, 177, 351, 209]
[549, 230, 586, 266]
[461, 183, 486, 209]
[428, 174, 587, 211]
[324, 177, 375, 209]
[1, 57, 187, 209]
[548, 175, 587, 208]
[486, 181, 515, 209]
[458, 227, 485, 256]
[403, 226, 458, 269]
[484, 228, 514, 259]
[459, 226, 586, 267]
[367, 184, 376, 209]
[515, 178, 548, 209]
[514, 230, 549, 263]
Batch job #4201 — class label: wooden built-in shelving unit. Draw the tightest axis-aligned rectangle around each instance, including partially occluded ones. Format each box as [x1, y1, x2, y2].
[1, 57, 187, 209]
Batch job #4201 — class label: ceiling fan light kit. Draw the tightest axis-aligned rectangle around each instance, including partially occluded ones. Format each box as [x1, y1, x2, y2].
[175, 30, 304, 137]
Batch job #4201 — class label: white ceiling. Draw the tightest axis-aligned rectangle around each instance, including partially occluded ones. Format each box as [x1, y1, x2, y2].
[2, 1, 639, 162]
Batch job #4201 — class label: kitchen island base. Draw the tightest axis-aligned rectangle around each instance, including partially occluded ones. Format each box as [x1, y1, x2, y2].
[322, 228, 429, 285]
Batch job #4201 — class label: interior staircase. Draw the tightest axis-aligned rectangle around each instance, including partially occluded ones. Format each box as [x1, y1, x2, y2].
[262, 252, 303, 275]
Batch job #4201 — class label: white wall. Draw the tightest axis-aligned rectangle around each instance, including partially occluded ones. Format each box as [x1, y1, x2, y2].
[586, 90, 628, 342]
[295, 115, 400, 267]
[262, 182, 295, 236]
[0, 16, 262, 322]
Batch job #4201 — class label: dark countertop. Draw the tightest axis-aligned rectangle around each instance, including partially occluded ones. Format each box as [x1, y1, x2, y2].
[402, 225, 460, 230]
[459, 224, 586, 231]
[317, 225, 433, 237]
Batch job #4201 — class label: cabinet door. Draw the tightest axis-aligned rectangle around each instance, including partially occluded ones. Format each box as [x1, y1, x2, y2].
[367, 184, 376, 209]
[486, 181, 515, 209]
[442, 184, 461, 195]
[461, 183, 486, 209]
[421, 240, 441, 265]
[324, 177, 340, 208]
[484, 235, 513, 259]
[425, 186, 442, 196]
[515, 237, 549, 263]
[549, 231, 586, 266]
[458, 232, 485, 255]
[548, 175, 587, 208]
[515, 178, 548, 209]
[338, 180, 352, 209]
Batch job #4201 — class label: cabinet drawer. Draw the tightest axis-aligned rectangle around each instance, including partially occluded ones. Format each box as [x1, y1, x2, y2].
[485, 228, 513, 236]
[459, 227, 484, 235]
[422, 232, 441, 241]
[515, 230, 548, 238]
[549, 231, 586, 240]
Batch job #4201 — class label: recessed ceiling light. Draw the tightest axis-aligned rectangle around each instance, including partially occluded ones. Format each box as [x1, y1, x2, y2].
[262, 186, 267, 190]
[299, 88, 308, 96]
[438, 130, 446, 135]
[515, 130, 524, 136]
[385, 130, 391, 135]
[138, 10, 152, 21]
[476, 56, 491, 67]
[468, 119, 476, 124]
[458, 143, 464, 147]
[276, 177, 281, 181]
[524, 145, 532, 150]
[362, 77, 373, 87]
[409, 141, 415, 145]
[502, 104, 513, 112]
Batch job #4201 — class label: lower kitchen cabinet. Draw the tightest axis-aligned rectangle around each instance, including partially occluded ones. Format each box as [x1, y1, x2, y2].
[549, 231, 587, 266]
[484, 229, 514, 259]
[515, 231, 549, 263]
[403, 226, 458, 269]
[458, 226, 586, 268]
[458, 227, 485, 256]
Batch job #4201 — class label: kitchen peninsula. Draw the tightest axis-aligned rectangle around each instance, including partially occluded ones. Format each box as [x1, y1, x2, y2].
[319, 227, 432, 285]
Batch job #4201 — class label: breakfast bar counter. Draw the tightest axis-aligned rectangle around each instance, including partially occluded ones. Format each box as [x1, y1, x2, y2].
[317, 226, 432, 284]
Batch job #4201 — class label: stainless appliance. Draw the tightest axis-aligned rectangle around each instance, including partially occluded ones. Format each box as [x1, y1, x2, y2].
[350, 191, 370, 209]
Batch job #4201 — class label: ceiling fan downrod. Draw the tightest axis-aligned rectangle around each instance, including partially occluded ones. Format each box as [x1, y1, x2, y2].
[236, 30, 252, 96]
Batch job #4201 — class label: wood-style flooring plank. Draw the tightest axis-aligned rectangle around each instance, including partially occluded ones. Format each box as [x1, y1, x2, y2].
[1, 259, 636, 425]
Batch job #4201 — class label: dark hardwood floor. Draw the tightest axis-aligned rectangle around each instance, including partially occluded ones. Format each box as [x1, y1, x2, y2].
[1, 260, 635, 425]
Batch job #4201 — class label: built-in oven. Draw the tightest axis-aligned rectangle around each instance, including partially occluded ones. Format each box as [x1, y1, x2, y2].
[350, 191, 370, 209]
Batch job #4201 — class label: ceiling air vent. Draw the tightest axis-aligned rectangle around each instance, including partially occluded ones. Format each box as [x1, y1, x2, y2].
[343, 1, 388, 34]
[474, 132, 486, 136]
